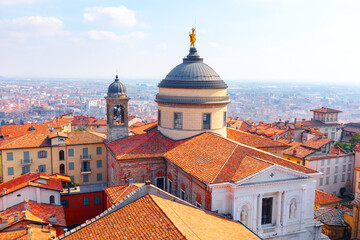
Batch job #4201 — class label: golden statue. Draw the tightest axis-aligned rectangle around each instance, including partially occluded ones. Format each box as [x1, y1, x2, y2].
[189, 28, 196, 48]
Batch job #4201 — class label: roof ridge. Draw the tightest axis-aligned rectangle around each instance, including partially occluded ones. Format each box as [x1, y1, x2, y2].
[148, 195, 189, 239]
[211, 144, 239, 183]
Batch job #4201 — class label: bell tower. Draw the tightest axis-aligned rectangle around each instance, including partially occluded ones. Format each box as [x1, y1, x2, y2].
[105, 75, 130, 142]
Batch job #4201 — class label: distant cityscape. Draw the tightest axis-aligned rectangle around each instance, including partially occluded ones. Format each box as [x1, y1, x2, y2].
[1, 77, 359, 124]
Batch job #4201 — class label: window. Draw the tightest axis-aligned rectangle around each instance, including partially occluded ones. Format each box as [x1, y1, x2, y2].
[60, 164, 65, 174]
[321, 160, 325, 166]
[319, 178, 323, 186]
[343, 158, 346, 163]
[336, 158, 339, 164]
[342, 174, 345, 182]
[343, 165, 346, 172]
[94, 196, 101, 205]
[261, 197, 273, 225]
[156, 178, 165, 190]
[327, 159, 330, 165]
[348, 164, 352, 171]
[158, 110, 161, 127]
[196, 202, 201, 208]
[334, 175, 337, 184]
[181, 189, 186, 200]
[8, 167, 14, 176]
[7, 152, 13, 161]
[325, 177, 329, 185]
[326, 167, 330, 175]
[320, 168, 324, 173]
[38, 150, 47, 158]
[83, 175, 89, 183]
[70, 176, 75, 183]
[68, 149, 74, 157]
[223, 112, 227, 127]
[96, 147, 102, 155]
[97, 173, 102, 182]
[22, 166, 30, 175]
[83, 197, 90, 206]
[69, 162, 74, 170]
[174, 113, 183, 129]
[168, 179, 172, 193]
[23, 151, 29, 161]
[61, 200, 69, 208]
[38, 165, 46, 172]
[335, 166, 338, 174]
[49, 195, 55, 204]
[83, 148, 88, 158]
[202, 113, 211, 130]
[59, 150, 64, 160]
[97, 160, 102, 168]
[347, 173, 351, 181]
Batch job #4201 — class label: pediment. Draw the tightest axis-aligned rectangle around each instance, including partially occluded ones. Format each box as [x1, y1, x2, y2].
[235, 165, 308, 186]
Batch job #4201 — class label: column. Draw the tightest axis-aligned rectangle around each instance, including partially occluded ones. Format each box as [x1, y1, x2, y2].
[257, 194, 262, 230]
[276, 191, 283, 227]
[281, 191, 286, 226]
[300, 187, 306, 228]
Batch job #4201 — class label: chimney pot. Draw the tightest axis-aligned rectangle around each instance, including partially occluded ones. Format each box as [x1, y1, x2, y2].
[129, 178, 133, 185]
[145, 180, 151, 185]
[2, 189, 6, 195]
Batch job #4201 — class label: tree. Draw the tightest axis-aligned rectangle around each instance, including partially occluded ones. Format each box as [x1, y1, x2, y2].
[350, 132, 360, 144]
[0, 120, 5, 126]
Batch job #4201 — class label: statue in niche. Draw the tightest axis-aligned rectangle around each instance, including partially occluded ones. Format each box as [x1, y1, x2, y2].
[240, 208, 248, 225]
[289, 201, 296, 219]
[113, 104, 124, 124]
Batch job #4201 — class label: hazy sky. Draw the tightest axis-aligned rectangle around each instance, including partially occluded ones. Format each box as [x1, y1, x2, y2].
[1, 0, 360, 84]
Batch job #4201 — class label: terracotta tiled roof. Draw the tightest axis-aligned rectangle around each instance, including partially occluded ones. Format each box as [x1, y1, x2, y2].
[314, 207, 348, 226]
[104, 183, 143, 205]
[59, 194, 260, 240]
[0, 133, 50, 149]
[0, 200, 66, 227]
[105, 132, 184, 160]
[302, 137, 332, 149]
[0, 224, 56, 240]
[227, 128, 288, 149]
[71, 116, 106, 126]
[315, 190, 341, 205]
[330, 145, 347, 155]
[310, 107, 341, 113]
[49, 132, 68, 139]
[226, 118, 252, 132]
[165, 132, 316, 184]
[283, 144, 315, 159]
[0, 131, 104, 150]
[353, 143, 360, 152]
[0, 173, 63, 195]
[130, 121, 158, 135]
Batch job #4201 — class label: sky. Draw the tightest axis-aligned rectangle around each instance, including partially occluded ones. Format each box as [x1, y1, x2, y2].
[1, 0, 360, 84]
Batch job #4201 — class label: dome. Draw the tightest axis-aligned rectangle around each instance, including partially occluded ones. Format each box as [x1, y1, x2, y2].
[107, 75, 127, 96]
[158, 48, 227, 89]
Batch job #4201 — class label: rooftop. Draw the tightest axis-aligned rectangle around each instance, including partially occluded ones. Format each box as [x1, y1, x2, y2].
[315, 190, 341, 205]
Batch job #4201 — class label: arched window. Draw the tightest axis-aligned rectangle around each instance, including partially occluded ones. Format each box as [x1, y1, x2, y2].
[59, 150, 65, 160]
[49, 195, 55, 204]
[60, 164, 65, 174]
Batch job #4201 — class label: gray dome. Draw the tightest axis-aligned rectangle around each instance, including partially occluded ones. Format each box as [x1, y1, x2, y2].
[158, 48, 227, 89]
[107, 75, 127, 96]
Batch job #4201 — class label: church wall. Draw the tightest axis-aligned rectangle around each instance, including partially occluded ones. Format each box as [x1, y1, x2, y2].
[158, 87, 227, 97]
[106, 149, 166, 187]
[166, 161, 209, 210]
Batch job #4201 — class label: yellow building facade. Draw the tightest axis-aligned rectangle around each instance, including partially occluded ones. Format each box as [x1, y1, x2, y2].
[0, 131, 107, 186]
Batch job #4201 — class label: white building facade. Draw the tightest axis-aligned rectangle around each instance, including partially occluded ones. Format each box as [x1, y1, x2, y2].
[210, 165, 322, 240]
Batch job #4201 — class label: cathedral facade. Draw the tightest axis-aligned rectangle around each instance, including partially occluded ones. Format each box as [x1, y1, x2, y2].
[105, 43, 322, 239]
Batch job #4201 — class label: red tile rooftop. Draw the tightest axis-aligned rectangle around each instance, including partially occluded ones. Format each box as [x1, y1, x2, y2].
[315, 190, 341, 205]
[310, 107, 342, 113]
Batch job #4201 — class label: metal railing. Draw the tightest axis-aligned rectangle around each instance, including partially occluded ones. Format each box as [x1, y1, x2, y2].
[155, 94, 230, 104]
[80, 155, 91, 161]
[81, 168, 91, 174]
[20, 159, 33, 165]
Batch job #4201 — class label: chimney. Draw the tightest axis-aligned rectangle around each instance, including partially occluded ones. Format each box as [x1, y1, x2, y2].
[0, 218, 8, 228]
[14, 213, 19, 222]
[293, 149, 297, 155]
[128, 178, 133, 185]
[145, 180, 151, 185]
[294, 118, 297, 124]
[2, 188, 6, 195]
[49, 214, 56, 223]
[22, 210, 27, 219]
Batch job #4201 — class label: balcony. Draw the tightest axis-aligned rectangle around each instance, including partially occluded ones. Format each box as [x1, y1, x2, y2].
[81, 168, 91, 174]
[80, 155, 91, 161]
[21, 159, 33, 166]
